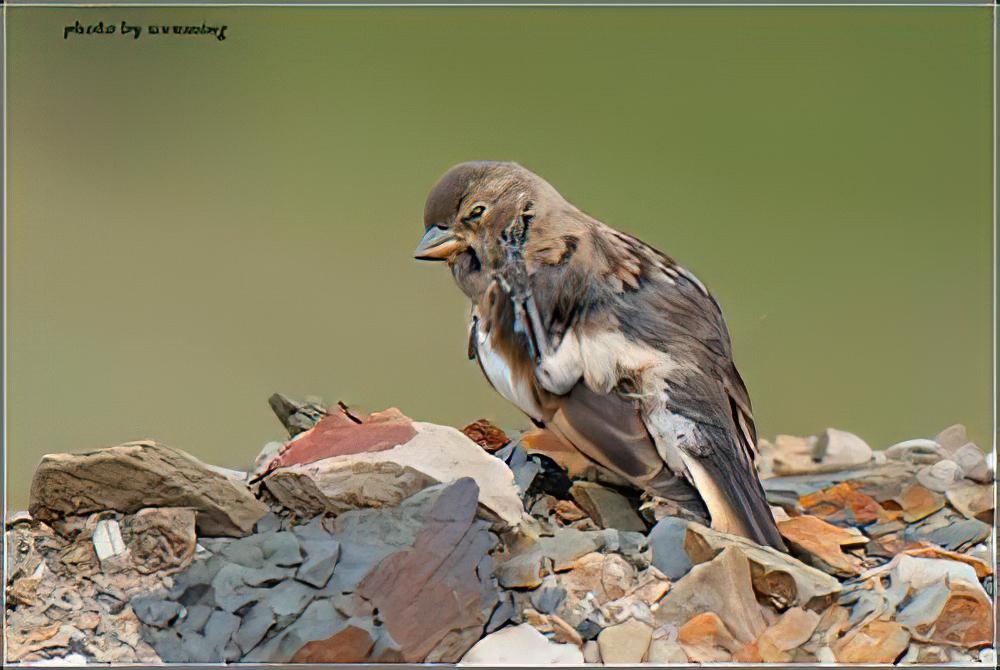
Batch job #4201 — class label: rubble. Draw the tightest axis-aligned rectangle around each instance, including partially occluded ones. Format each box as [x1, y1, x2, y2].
[5, 399, 995, 665]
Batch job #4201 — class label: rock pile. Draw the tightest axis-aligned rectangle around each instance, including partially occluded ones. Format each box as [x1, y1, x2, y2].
[5, 396, 995, 665]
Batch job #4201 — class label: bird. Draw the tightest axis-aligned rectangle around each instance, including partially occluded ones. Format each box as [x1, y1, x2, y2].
[414, 161, 786, 550]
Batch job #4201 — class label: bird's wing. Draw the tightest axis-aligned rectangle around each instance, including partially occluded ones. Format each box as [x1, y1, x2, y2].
[519, 222, 784, 549]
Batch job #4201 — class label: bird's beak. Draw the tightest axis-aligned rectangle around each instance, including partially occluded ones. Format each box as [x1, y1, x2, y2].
[414, 226, 461, 261]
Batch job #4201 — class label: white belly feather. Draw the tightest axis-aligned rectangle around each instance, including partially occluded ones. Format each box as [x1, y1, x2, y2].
[471, 312, 544, 422]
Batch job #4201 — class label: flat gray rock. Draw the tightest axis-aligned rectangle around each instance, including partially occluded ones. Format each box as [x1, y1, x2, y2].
[649, 517, 694, 580]
[296, 538, 341, 588]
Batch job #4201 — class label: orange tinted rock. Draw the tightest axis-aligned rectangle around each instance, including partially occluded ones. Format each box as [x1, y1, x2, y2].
[778, 515, 867, 576]
[678, 612, 743, 662]
[554, 500, 587, 523]
[461, 419, 509, 452]
[267, 406, 416, 470]
[756, 607, 821, 662]
[833, 620, 910, 663]
[732, 641, 763, 663]
[800, 482, 886, 526]
[291, 625, 375, 663]
[886, 484, 945, 523]
[899, 581, 993, 648]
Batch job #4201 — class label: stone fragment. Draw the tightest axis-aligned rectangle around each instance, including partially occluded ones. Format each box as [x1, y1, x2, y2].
[755, 607, 820, 662]
[241, 599, 347, 662]
[93, 519, 130, 571]
[681, 522, 842, 610]
[353, 478, 499, 663]
[952, 443, 992, 482]
[554, 499, 587, 523]
[677, 612, 743, 662]
[29, 441, 267, 537]
[268, 393, 328, 437]
[885, 483, 945, 522]
[569, 482, 645, 532]
[916, 460, 964, 493]
[597, 618, 652, 664]
[124, 507, 197, 574]
[556, 551, 637, 627]
[495, 527, 612, 589]
[833, 620, 910, 663]
[902, 545, 992, 579]
[459, 623, 584, 665]
[896, 580, 993, 647]
[945, 482, 994, 522]
[494, 442, 542, 494]
[296, 537, 340, 588]
[778, 515, 867, 577]
[461, 419, 509, 452]
[799, 482, 885, 526]
[132, 598, 183, 628]
[648, 517, 693, 580]
[916, 514, 991, 552]
[264, 422, 526, 528]
[934, 424, 968, 453]
[647, 639, 688, 663]
[259, 531, 302, 566]
[654, 547, 766, 644]
[530, 575, 566, 614]
[885, 439, 948, 464]
[768, 428, 872, 476]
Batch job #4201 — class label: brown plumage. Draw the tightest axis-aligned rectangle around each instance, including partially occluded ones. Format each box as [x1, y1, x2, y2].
[414, 161, 785, 550]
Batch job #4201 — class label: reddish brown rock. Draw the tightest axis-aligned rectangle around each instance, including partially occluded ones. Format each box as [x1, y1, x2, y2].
[778, 515, 867, 576]
[897, 581, 993, 648]
[266, 406, 416, 471]
[291, 625, 375, 663]
[833, 620, 910, 663]
[800, 482, 886, 526]
[355, 478, 498, 663]
[677, 612, 743, 662]
[460, 419, 509, 452]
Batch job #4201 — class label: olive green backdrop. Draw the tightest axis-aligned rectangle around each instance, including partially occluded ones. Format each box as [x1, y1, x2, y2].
[5, 6, 994, 509]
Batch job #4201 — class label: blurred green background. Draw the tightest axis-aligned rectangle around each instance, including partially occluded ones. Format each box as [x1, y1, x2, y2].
[5, 6, 993, 509]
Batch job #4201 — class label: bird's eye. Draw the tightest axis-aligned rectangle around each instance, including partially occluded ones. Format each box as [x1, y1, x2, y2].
[463, 205, 486, 223]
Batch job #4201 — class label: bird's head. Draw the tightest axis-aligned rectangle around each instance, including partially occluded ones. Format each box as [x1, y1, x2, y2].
[415, 161, 559, 298]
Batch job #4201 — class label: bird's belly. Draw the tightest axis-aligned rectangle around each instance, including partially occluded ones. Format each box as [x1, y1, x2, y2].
[475, 327, 544, 422]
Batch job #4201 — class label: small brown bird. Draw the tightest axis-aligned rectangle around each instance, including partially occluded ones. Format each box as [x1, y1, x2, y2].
[414, 161, 785, 550]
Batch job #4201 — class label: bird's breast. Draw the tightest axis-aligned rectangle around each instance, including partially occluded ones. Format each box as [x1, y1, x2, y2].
[470, 310, 545, 422]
